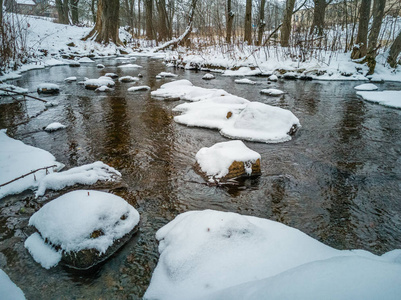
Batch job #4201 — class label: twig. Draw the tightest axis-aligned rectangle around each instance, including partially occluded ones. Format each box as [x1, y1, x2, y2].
[0, 165, 57, 187]
[0, 88, 48, 103]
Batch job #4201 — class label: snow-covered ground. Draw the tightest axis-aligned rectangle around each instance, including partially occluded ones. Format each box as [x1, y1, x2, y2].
[0, 269, 26, 300]
[144, 210, 401, 300]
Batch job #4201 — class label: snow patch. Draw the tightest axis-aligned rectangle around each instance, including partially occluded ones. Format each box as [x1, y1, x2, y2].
[24, 232, 62, 269]
[44, 122, 67, 132]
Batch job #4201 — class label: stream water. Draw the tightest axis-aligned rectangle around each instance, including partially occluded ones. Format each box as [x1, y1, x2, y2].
[1, 57, 401, 299]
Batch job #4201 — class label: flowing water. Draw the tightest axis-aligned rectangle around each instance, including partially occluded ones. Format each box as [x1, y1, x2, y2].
[1, 57, 401, 299]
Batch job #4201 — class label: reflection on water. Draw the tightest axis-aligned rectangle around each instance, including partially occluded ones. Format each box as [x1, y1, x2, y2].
[1, 57, 401, 299]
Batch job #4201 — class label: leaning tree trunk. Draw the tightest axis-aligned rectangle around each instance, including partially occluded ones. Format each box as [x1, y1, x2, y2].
[310, 0, 327, 36]
[387, 30, 401, 68]
[56, 0, 69, 24]
[145, 0, 153, 39]
[83, 0, 121, 45]
[366, 0, 386, 74]
[226, 0, 234, 43]
[70, 0, 79, 25]
[280, 0, 296, 47]
[256, 0, 266, 46]
[244, 0, 252, 44]
[351, 0, 371, 59]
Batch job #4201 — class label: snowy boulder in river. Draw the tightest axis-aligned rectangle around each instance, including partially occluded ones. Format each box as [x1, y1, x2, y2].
[25, 190, 140, 270]
[202, 73, 215, 80]
[234, 78, 256, 85]
[195, 140, 261, 182]
[119, 76, 139, 83]
[144, 210, 401, 300]
[260, 88, 285, 96]
[44, 122, 67, 132]
[354, 83, 378, 91]
[84, 76, 115, 90]
[37, 83, 60, 94]
[268, 74, 278, 82]
[128, 85, 150, 92]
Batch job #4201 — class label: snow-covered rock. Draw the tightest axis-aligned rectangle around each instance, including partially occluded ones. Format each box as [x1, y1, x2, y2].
[152, 79, 228, 101]
[25, 190, 140, 270]
[127, 86, 150, 92]
[35, 161, 121, 197]
[144, 210, 401, 300]
[223, 67, 261, 77]
[234, 78, 256, 85]
[119, 76, 140, 83]
[356, 90, 401, 109]
[157, 72, 178, 78]
[105, 73, 118, 78]
[64, 76, 77, 82]
[220, 102, 300, 143]
[78, 57, 95, 63]
[195, 141, 261, 182]
[354, 83, 379, 91]
[156, 75, 162, 79]
[0, 130, 64, 199]
[202, 73, 215, 80]
[260, 88, 285, 96]
[95, 85, 112, 92]
[84, 76, 115, 90]
[268, 74, 278, 82]
[0, 269, 26, 300]
[44, 122, 67, 132]
[37, 83, 60, 94]
[96, 64, 105, 69]
[117, 63, 143, 69]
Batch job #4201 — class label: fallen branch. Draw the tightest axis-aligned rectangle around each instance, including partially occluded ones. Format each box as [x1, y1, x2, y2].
[0, 165, 57, 187]
[0, 88, 48, 103]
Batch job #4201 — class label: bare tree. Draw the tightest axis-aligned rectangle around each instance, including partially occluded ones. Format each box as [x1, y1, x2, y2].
[70, 0, 79, 25]
[310, 0, 328, 36]
[83, 0, 121, 44]
[387, 30, 401, 68]
[280, 0, 296, 47]
[244, 0, 252, 44]
[351, 0, 371, 59]
[0, 0, 3, 25]
[366, 0, 386, 74]
[156, 0, 170, 41]
[56, 0, 70, 24]
[145, 0, 154, 39]
[91, 0, 97, 23]
[257, 0, 266, 46]
[226, 0, 234, 43]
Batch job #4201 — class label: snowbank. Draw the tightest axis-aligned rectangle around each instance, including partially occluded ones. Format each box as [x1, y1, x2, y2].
[195, 141, 261, 180]
[0, 269, 26, 300]
[144, 210, 401, 300]
[26, 190, 140, 269]
[0, 130, 64, 199]
[357, 91, 401, 109]
[223, 67, 261, 77]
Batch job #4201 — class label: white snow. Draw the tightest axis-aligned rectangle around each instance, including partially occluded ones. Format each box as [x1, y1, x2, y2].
[202, 73, 215, 80]
[127, 86, 150, 92]
[117, 64, 143, 69]
[157, 72, 178, 78]
[37, 83, 60, 93]
[119, 76, 140, 83]
[28, 190, 140, 256]
[84, 77, 115, 89]
[223, 67, 261, 77]
[0, 269, 26, 300]
[0, 130, 64, 199]
[0, 84, 28, 96]
[354, 83, 379, 91]
[151, 79, 229, 101]
[268, 74, 278, 81]
[144, 210, 401, 300]
[24, 232, 62, 269]
[64, 76, 77, 82]
[234, 78, 256, 85]
[356, 90, 401, 109]
[44, 122, 67, 132]
[78, 57, 95, 63]
[35, 161, 121, 197]
[95, 85, 112, 92]
[260, 88, 285, 96]
[97, 64, 105, 68]
[105, 73, 118, 78]
[195, 141, 260, 180]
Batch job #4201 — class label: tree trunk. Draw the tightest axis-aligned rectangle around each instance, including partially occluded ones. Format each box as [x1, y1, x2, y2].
[244, 0, 252, 44]
[351, 0, 371, 59]
[280, 0, 296, 47]
[366, 0, 386, 74]
[137, 0, 141, 37]
[310, 0, 327, 36]
[0, 0, 3, 25]
[56, 0, 69, 24]
[91, 0, 96, 23]
[83, 0, 121, 45]
[156, 0, 169, 41]
[257, 0, 266, 46]
[226, 0, 234, 43]
[387, 30, 401, 68]
[145, 0, 153, 39]
[70, 0, 79, 25]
